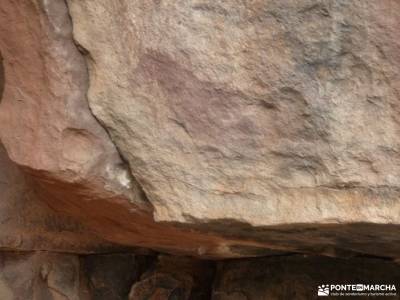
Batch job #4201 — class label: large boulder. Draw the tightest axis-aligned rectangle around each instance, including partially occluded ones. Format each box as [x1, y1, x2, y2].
[0, 0, 241, 257]
[0, 0, 399, 258]
[67, 0, 400, 257]
[67, 0, 400, 225]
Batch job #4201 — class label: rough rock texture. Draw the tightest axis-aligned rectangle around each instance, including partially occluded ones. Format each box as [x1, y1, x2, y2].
[2, 252, 399, 300]
[213, 255, 400, 300]
[0, 252, 149, 300]
[1, 0, 291, 258]
[0, 0, 134, 195]
[63, 0, 400, 257]
[80, 254, 149, 300]
[129, 255, 215, 300]
[2, 0, 400, 298]
[1, 0, 400, 273]
[0, 252, 81, 300]
[0, 0, 138, 227]
[68, 0, 400, 225]
[0, 52, 4, 100]
[0, 142, 126, 253]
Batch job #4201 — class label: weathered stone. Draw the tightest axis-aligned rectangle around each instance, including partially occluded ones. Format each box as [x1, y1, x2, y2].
[129, 255, 215, 300]
[65, 0, 400, 257]
[0, 0, 248, 258]
[1, 0, 400, 259]
[80, 254, 150, 300]
[212, 255, 400, 300]
[0, 252, 81, 300]
[0, 0, 150, 239]
[0, 0, 131, 194]
[0, 142, 125, 253]
[0, 52, 4, 101]
[67, 0, 400, 225]
[2, 0, 400, 297]
[0, 251, 152, 300]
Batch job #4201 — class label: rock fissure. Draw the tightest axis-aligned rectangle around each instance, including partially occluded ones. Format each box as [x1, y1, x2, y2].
[63, 0, 155, 211]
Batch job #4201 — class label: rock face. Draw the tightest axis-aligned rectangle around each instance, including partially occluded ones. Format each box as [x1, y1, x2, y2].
[1, 253, 399, 300]
[0, 252, 148, 300]
[129, 255, 215, 300]
[0, 252, 81, 300]
[0, 142, 127, 253]
[0, 0, 249, 257]
[1, 0, 400, 295]
[212, 255, 400, 300]
[0, 0, 399, 259]
[3, 0, 400, 298]
[61, 0, 400, 257]
[67, 0, 400, 226]
[80, 254, 149, 300]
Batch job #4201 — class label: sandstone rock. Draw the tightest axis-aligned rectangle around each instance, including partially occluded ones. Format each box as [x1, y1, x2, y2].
[1, 0, 400, 297]
[0, 251, 151, 300]
[2, 252, 398, 300]
[66, 0, 400, 257]
[0, 0, 245, 258]
[0, 0, 132, 194]
[129, 255, 215, 300]
[68, 0, 400, 226]
[212, 255, 400, 300]
[1, 0, 400, 259]
[0, 52, 4, 100]
[0, 0, 149, 237]
[80, 254, 150, 300]
[0, 252, 81, 300]
[0, 142, 126, 253]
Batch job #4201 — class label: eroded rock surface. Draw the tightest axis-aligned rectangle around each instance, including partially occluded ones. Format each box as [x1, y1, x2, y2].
[0, 0, 246, 258]
[1, 0, 400, 260]
[80, 254, 150, 300]
[0, 252, 150, 300]
[212, 255, 400, 300]
[129, 255, 215, 300]
[64, 0, 400, 257]
[68, 0, 400, 226]
[2, 0, 400, 298]
[0, 0, 149, 234]
[0, 142, 125, 253]
[0, 252, 81, 300]
[1, 253, 399, 300]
